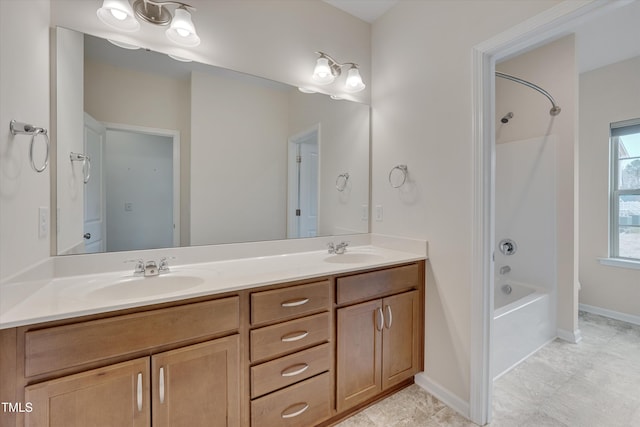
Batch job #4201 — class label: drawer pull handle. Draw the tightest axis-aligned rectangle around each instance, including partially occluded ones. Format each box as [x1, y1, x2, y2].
[281, 330, 309, 342]
[385, 304, 393, 329]
[281, 297, 310, 307]
[281, 363, 310, 377]
[159, 367, 165, 404]
[136, 372, 143, 412]
[376, 307, 384, 331]
[281, 402, 309, 419]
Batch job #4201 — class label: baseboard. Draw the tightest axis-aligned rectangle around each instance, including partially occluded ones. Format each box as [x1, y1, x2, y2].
[579, 303, 640, 326]
[414, 373, 470, 419]
[557, 327, 582, 343]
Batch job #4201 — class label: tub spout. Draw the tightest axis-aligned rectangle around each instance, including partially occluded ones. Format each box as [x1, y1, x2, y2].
[499, 265, 511, 275]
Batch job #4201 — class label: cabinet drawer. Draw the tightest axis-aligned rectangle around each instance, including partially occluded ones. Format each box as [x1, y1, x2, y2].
[337, 263, 420, 305]
[251, 372, 331, 427]
[251, 343, 330, 398]
[251, 280, 330, 325]
[25, 297, 239, 377]
[250, 312, 330, 363]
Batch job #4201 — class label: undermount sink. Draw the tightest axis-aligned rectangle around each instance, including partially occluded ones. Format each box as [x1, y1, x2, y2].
[324, 252, 385, 264]
[86, 274, 205, 301]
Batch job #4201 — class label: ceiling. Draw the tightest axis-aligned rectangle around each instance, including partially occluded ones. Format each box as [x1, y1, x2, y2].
[323, 0, 398, 23]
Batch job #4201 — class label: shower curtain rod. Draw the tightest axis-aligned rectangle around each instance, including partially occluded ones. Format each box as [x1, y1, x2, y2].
[495, 71, 561, 117]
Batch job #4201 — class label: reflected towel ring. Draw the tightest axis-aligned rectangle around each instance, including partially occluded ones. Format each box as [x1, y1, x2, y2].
[388, 165, 408, 188]
[70, 152, 91, 184]
[336, 173, 349, 192]
[10, 120, 50, 173]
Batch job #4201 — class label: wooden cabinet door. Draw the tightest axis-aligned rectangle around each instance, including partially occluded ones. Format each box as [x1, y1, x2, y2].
[382, 290, 420, 389]
[24, 357, 150, 427]
[336, 299, 382, 412]
[151, 335, 240, 427]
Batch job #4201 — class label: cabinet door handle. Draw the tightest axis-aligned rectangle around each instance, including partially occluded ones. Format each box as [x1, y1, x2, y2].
[281, 402, 309, 419]
[385, 304, 393, 329]
[136, 372, 143, 412]
[159, 366, 165, 404]
[281, 363, 309, 377]
[281, 330, 309, 342]
[281, 297, 309, 307]
[376, 307, 384, 331]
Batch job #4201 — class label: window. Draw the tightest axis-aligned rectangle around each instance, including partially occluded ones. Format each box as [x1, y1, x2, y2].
[610, 119, 640, 261]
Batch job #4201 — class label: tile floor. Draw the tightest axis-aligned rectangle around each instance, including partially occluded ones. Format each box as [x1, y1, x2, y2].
[336, 311, 640, 427]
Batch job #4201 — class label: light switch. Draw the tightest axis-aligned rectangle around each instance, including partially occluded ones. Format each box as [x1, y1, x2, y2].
[375, 205, 383, 222]
[361, 204, 368, 221]
[125, 202, 133, 212]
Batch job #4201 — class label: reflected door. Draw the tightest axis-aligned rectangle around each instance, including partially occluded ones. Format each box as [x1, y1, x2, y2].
[83, 113, 106, 253]
[288, 127, 319, 238]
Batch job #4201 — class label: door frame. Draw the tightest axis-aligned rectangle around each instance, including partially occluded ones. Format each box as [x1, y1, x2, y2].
[83, 112, 107, 253]
[287, 124, 321, 238]
[470, 0, 629, 424]
[103, 122, 181, 247]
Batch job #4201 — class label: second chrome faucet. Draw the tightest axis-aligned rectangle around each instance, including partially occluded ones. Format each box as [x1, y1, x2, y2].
[328, 241, 349, 255]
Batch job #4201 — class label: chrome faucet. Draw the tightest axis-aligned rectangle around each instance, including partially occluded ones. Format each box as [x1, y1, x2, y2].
[159, 257, 174, 274]
[144, 261, 159, 277]
[328, 241, 349, 255]
[499, 265, 511, 275]
[126, 259, 145, 276]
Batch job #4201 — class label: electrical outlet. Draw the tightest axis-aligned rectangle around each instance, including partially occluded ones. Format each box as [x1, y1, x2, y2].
[125, 202, 133, 212]
[375, 205, 383, 222]
[39, 207, 49, 239]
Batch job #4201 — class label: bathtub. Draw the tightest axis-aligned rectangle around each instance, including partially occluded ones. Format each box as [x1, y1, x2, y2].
[493, 281, 555, 379]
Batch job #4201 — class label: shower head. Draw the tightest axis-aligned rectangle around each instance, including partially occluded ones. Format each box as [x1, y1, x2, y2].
[501, 112, 513, 124]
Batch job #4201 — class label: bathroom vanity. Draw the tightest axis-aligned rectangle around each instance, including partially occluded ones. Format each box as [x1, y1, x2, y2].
[0, 246, 425, 427]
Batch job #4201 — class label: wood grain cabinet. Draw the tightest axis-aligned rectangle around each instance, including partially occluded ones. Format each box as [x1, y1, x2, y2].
[335, 264, 423, 413]
[249, 280, 332, 427]
[25, 336, 239, 427]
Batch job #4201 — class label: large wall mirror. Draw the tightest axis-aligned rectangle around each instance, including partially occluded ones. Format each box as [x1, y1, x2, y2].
[54, 28, 370, 255]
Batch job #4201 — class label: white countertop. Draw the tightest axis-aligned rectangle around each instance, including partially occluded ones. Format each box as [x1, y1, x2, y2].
[0, 242, 426, 329]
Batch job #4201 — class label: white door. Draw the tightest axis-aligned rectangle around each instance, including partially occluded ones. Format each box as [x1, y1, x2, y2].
[299, 141, 319, 237]
[288, 126, 319, 238]
[83, 113, 106, 253]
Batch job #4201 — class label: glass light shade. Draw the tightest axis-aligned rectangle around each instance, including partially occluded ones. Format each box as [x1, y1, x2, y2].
[166, 8, 201, 47]
[344, 67, 366, 93]
[107, 39, 141, 50]
[97, 0, 140, 32]
[312, 57, 335, 84]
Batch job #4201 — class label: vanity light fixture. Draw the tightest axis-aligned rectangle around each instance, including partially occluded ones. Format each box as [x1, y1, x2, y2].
[311, 51, 366, 93]
[97, 0, 201, 47]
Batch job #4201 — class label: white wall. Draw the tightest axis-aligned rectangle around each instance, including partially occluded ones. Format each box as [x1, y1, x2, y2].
[0, 0, 50, 281]
[371, 0, 560, 405]
[54, 27, 85, 255]
[288, 92, 370, 236]
[496, 35, 577, 336]
[190, 71, 289, 245]
[579, 56, 640, 317]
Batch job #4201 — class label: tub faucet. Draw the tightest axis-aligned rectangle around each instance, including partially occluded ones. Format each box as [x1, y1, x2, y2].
[499, 265, 511, 275]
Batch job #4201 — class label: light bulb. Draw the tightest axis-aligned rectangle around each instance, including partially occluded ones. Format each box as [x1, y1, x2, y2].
[110, 8, 127, 20]
[97, 0, 140, 32]
[344, 66, 365, 93]
[166, 7, 200, 47]
[312, 57, 335, 84]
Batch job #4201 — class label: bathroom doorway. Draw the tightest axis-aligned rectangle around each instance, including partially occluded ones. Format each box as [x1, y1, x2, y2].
[100, 123, 180, 252]
[287, 125, 320, 238]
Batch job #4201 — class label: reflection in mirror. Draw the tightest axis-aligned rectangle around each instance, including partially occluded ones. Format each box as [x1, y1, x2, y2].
[55, 28, 370, 255]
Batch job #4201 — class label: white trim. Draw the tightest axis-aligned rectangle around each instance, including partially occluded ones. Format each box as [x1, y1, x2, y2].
[414, 373, 470, 419]
[580, 303, 640, 326]
[557, 327, 582, 344]
[598, 258, 640, 270]
[102, 121, 181, 247]
[471, 1, 628, 425]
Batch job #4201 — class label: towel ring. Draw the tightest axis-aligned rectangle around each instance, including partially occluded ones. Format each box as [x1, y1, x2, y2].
[10, 120, 50, 173]
[70, 152, 91, 184]
[336, 173, 349, 192]
[388, 165, 408, 188]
